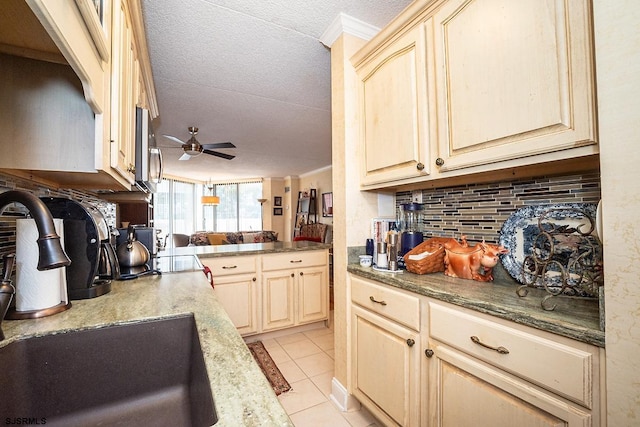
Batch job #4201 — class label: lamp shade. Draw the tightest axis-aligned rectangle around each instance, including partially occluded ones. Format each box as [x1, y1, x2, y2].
[201, 196, 220, 205]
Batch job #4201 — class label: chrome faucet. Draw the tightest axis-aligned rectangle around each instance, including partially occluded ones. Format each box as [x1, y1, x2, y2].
[0, 190, 71, 340]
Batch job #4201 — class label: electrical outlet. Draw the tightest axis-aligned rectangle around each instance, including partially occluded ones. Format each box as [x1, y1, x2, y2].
[412, 191, 423, 203]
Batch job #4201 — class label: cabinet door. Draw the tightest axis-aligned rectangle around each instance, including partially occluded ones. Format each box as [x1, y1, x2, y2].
[356, 24, 432, 187]
[432, 0, 596, 172]
[110, 0, 136, 183]
[297, 266, 328, 324]
[351, 305, 420, 426]
[262, 270, 295, 331]
[214, 274, 259, 336]
[427, 342, 591, 427]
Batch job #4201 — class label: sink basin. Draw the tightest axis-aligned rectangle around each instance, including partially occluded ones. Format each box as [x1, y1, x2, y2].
[0, 314, 217, 426]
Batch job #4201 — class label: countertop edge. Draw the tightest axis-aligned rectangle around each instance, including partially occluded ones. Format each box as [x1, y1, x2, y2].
[348, 265, 604, 348]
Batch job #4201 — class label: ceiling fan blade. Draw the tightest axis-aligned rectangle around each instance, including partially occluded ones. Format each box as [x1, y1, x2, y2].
[179, 153, 192, 161]
[162, 135, 187, 145]
[201, 142, 235, 150]
[203, 150, 235, 160]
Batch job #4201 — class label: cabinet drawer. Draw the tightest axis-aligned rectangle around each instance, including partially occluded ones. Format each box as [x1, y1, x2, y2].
[202, 256, 257, 276]
[429, 302, 594, 408]
[262, 250, 326, 271]
[351, 276, 420, 331]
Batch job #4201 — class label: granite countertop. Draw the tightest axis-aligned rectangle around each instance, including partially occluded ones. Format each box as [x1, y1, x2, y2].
[348, 264, 604, 348]
[161, 240, 331, 259]
[1, 271, 293, 427]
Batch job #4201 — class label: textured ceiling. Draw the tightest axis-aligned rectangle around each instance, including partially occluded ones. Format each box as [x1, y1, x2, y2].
[141, 0, 412, 182]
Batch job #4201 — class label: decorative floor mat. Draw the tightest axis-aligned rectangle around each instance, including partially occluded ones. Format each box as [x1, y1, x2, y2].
[246, 341, 291, 396]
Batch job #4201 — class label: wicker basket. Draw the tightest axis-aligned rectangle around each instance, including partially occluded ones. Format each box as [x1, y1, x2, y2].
[403, 237, 450, 275]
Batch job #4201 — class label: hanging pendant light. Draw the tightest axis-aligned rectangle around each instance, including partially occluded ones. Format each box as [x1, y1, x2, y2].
[202, 179, 219, 205]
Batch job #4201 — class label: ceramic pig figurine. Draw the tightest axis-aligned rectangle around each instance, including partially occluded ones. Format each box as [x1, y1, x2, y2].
[443, 236, 508, 282]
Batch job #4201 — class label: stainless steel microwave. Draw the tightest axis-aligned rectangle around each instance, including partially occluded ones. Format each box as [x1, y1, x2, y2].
[135, 107, 163, 192]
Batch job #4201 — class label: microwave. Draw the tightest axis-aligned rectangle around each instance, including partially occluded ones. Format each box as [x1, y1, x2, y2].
[135, 107, 163, 192]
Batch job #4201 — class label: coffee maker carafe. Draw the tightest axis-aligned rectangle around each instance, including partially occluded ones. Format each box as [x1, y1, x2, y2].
[398, 203, 426, 255]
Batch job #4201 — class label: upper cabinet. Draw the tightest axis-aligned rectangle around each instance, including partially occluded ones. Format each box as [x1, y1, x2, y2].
[0, 0, 157, 190]
[352, 0, 598, 190]
[431, 0, 597, 173]
[354, 24, 433, 186]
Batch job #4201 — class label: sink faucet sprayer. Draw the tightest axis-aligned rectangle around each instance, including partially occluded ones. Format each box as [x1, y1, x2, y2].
[0, 190, 71, 340]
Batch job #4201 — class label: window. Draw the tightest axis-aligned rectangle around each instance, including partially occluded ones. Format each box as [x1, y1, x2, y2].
[155, 179, 263, 245]
[204, 181, 262, 232]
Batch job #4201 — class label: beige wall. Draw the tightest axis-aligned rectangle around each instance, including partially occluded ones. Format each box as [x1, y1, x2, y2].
[299, 166, 333, 228]
[594, 1, 640, 424]
[262, 177, 285, 239]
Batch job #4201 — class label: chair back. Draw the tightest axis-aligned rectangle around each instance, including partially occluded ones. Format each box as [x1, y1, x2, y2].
[172, 233, 191, 247]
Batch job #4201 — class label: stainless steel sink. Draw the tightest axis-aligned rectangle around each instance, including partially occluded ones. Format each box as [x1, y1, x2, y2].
[0, 314, 217, 426]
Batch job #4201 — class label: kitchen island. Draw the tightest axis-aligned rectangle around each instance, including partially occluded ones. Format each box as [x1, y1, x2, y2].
[1, 271, 293, 427]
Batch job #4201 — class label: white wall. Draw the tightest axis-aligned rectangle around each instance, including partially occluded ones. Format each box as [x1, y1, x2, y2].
[594, 1, 640, 424]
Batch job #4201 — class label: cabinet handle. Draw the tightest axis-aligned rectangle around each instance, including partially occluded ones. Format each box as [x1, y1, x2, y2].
[435, 157, 444, 166]
[252, 277, 256, 282]
[222, 265, 237, 269]
[416, 162, 425, 171]
[406, 338, 415, 347]
[425, 348, 434, 358]
[299, 272, 303, 276]
[290, 259, 303, 263]
[470, 336, 510, 354]
[291, 273, 295, 277]
[369, 296, 387, 306]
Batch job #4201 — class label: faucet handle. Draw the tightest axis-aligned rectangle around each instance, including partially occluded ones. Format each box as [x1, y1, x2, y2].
[2, 254, 15, 283]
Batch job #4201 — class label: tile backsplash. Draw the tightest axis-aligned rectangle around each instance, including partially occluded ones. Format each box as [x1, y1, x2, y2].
[396, 172, 601, 244]
[0, 172, 116, 264]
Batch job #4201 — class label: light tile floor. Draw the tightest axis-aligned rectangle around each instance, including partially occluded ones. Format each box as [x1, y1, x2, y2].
[259, 313, 381, 427]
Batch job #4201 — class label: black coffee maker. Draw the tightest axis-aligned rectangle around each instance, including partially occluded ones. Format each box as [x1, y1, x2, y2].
[41, 197, 119, 299]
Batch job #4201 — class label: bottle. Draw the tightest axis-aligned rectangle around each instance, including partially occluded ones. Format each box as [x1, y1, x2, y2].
[376, 242, 388, 269]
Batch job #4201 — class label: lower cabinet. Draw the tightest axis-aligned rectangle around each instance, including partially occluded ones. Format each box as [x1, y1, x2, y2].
[350, 275, 421, 426]
[348, 274, 603, 427]
[202, 249, 329, 337]
[202, 255, 259, 336]
[262, 251, 329, 332]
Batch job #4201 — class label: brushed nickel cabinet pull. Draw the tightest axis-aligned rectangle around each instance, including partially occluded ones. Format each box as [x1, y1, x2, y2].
[369, 296, 387, 306]
[406, 338, 415, 347]
[416, 162, 425, 171]
[222, 265, 238, 269]
[470, 335, 509, 354]
[435, 157, 444, 166]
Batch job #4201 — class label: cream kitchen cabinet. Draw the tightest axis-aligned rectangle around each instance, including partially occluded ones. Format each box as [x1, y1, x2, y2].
[261, 250, 329, 332]
[425, 301, 602, 426]
[110, 0, 139, 183]
[352, 21, 433, 187]
[431, 0, 597, 174]
[0, 0, 157, 190]
[349, 275, 421, 426]
[202, 256, 259, 336]
[350, 0, 598, 190]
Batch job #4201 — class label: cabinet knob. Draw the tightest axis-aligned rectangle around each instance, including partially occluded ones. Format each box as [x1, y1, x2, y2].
[425, 348, 434, 358]
[291, 273, 295, 277]
[406, 338, 415, 347]
[435, 157, 444, 166]
[299, 272, 303, 276]
[252, 277, 256, 282]
[416, 162, 425, 171]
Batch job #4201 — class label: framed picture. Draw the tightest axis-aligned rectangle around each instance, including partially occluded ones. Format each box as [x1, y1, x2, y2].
[274, 196, 282, 206]
[273, 207, 283, 216]
[322, 192, 333, 217]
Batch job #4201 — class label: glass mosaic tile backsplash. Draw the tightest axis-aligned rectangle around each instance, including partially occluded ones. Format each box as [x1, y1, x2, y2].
[396, 172, 601, 245]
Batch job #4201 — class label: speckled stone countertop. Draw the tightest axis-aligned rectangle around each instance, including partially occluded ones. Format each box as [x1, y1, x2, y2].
[162, 240, 331, 259]
[1, 271, 293, 426]
[348, 264, 604, 348]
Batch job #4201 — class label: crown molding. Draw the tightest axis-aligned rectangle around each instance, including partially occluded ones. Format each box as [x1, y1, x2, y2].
[319, 13, 380, 48]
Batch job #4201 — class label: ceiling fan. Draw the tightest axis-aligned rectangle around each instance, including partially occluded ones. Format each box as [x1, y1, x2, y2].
[162, 126, 236, 161]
